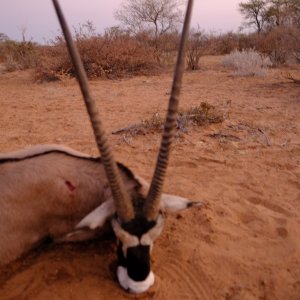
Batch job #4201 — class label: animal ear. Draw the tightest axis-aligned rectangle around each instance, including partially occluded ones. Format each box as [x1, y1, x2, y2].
[75, 199, 115, 230]
[161, 194, 203, 213]
[57, 228, 99, 243]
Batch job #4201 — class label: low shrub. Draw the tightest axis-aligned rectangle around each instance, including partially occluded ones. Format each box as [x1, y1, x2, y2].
[256, 26, 300, 65]
[223, 49, 272, 76]
[186, 28, 207, 70]
[207, 33, 239, 55]
[0, 40, 38, 71]
[34, 40, 70, 81]
[35, 30, 158, 81]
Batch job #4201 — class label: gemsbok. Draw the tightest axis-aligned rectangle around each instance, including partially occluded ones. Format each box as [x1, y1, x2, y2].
[0, 0, 198, 294]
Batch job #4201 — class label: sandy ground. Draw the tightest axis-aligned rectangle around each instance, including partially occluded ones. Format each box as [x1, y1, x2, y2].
[0, 56, 299, 300]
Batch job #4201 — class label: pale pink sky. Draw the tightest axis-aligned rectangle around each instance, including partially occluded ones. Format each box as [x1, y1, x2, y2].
[1, 0, 243, 43]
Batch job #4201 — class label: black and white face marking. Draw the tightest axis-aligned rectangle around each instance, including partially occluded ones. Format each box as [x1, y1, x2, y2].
[73, 190, 201, 293]
[111, 214, 164, 293]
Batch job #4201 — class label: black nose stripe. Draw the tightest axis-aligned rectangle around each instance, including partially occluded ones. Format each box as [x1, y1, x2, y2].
[127, 245, 151, 281]
[117, 242, 127, 267]
[116, 243, 151, 282]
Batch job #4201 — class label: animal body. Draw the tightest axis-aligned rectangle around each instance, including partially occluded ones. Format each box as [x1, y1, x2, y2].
[0, 144, 127, 264]
[0, 144, 199, 293]
[0, 0, 195, 294]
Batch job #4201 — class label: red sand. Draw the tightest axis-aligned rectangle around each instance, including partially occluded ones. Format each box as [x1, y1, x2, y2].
[0, 56, 299, 300]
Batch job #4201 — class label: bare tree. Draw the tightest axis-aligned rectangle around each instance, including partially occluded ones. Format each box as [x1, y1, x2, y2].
[20, 25, 27, 42]
[239, 0, 268, 33]
[0, 33, 9, 42]
[115, 0, 184, 47]
[186, 26, 207, 70]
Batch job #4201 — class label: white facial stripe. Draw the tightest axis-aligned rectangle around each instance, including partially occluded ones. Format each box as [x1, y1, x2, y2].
[141, 214, 164, 246]
[111, 218, 139, 254]
[117, 266, 155, 294]
[112, 215, 164, 250]
[140, 235, 153, 247]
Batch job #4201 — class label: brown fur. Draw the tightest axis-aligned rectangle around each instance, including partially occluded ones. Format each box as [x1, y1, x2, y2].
[0, 146, 140, 265]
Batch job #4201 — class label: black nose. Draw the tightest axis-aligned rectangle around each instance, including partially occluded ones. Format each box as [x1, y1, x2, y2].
[127, 245, 151, 281]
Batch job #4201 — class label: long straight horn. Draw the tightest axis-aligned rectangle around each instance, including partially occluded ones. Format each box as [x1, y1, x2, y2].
[52, 0, 134, 223]
[144, 0, 193, 220]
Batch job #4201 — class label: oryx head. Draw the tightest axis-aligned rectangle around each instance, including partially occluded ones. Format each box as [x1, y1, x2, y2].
[52, 0, 194, 293]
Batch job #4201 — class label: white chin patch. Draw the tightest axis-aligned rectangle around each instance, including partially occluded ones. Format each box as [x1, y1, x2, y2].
[117, 266, 155, 294]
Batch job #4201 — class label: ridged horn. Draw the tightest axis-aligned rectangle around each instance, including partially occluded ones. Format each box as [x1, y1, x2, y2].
[52, 0, 134, 223]
[144, 0, 193, 220]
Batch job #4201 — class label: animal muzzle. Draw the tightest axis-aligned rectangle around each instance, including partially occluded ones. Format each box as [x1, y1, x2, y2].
[117, 265, 155, 294]
[116, 242, 154, 293]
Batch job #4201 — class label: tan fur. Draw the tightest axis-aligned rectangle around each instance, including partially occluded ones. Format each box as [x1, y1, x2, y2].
[0, 148, 135, 265]
[0, 145, 197, 266]
[0, 144, 92, 160]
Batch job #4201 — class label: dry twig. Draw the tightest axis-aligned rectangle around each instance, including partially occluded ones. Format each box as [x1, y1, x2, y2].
[258, 128, 271, 146]
[286, 72, 300, 84]
[112, 102, 223, 138]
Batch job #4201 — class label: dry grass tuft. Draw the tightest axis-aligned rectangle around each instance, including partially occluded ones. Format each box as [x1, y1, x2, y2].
[112, 102, 223, 138]
[112, 112, 164, 136]
[177, 102, 224, 130]
[285, 72, 300, 84]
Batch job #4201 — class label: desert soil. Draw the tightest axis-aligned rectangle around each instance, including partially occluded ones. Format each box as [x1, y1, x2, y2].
[0, 56, 299, 300]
